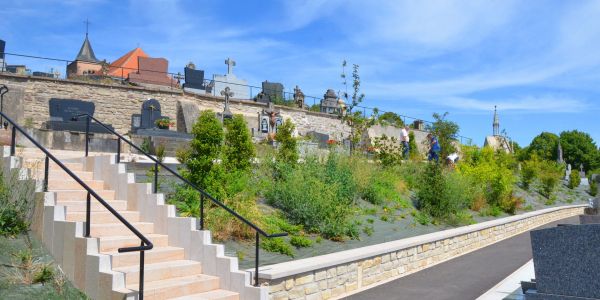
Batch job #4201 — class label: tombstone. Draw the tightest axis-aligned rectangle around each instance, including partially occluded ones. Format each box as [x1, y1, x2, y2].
[522, 224, 600, 299]
[0, 40, 5, 72]
[261, 81, 284, 103]
[139, 99, 164, 130]
[320, 89, 339, 114]
[256, 103, 281, 138]
[306, 131, 330, 148]
[255, 91, 269, 104]
[183, 62, 206, 93]
[293, 85, 306, 109]
[557, 141, 564, 164]
[128, 57, 175, 86]
[220, 87, 233, 120]
[133, 99, 191, 139]
[44, 98, 114, 133]
[213, 57, 249, 100]
[565, 163, 572, 180]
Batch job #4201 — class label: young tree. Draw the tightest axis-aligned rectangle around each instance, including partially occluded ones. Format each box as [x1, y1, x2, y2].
[526, 132, 559, 161]
[340, 60, 369, 152]
[559, 130, 600, 171]
[430, 112, 459, 159]
[184, 110, 224, 189]
[224, 115, 255, 172]
[276, 119, 298, 165]
[378, 111, 405, 128]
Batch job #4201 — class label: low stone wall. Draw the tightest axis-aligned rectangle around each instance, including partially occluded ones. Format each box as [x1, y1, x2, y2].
[259, 205, 585, 300]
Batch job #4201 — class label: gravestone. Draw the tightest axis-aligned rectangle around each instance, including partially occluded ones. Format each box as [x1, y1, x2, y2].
[522, 224, 600, 299]
[176, 99, 200, 134]
[261, 81, 284, 103]
[134, 99, 190, 139]
[565, 164, 572, 180]
[306, 131, 330, 148]
[44, 98, 114, 133]
[293, 85, 306, 109]
[128, 57, 174, 86]
[213, 57, 249, 100]
[220, 87, 233, 120]
[0, 40, 6, 72]
[320, 89, 339, 114]
[256, 103, 282, 138]
[183, 62, 206, 94]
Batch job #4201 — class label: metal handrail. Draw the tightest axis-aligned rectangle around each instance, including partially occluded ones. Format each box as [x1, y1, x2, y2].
[73, 113, 287, 286]
[0, 111, 153, 299]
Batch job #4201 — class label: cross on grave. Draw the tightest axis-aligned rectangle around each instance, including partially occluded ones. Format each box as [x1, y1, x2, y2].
[221, 86, 234, 119]
[225, 58, 236, 75]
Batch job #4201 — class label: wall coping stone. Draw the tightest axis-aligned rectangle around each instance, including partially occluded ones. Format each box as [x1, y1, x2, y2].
[256, 204, 586, 280]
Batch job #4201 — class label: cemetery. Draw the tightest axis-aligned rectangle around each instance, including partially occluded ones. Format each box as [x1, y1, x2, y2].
[1, 7, 600, 299]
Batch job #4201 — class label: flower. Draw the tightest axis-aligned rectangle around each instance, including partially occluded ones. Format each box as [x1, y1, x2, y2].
[326, 139, 337, 145]
[155, 119, 174, 128]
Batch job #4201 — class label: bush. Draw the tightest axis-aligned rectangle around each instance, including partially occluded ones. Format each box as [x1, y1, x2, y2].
[500, 195, 524, 215]
[183, 110, 224, 190]
[290, 236, 313, 248]
[372, 135, 403, 167]
[590, 179, 598, 196]
[265, 156, 358, 240]
[0, 169, 35, 237]
[408, 131, 420, 160]
[276, 119, 298, 165]
[568, 171, 581, 189]
[538, 161, 562, 198]
[261, 237, 294, 257]
[417, 162, 450, 218]
[224, 115, 255, 172]
[362, 168, 406, 205]
[520, 159, 538, 190]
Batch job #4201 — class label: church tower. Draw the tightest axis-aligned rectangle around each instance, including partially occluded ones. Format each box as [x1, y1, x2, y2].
[493, 105, 500, 136]
[67, 19, 102, 78]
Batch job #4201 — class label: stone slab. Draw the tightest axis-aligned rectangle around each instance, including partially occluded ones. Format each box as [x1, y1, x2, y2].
[579, 214, 600, 224]
[176, 100, 201, 134]
[529, 224, 600, 299]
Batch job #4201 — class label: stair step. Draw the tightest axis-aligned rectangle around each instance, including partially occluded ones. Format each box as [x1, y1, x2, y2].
[126, 274, 220, 300]
[66, 210, 140, 223]
[99, 234, 169, 252]
[55, 189, 116, 201]
[109, 246, 185, 268]
[58, 199, 128, 212]
[31, 170, 94, 180]
[115, 260, 202, 285]
[48, 179, 105, 190]
[91, 222, 154, 237]
[170, 289, 239, 300]
[23, 160, 84, 171]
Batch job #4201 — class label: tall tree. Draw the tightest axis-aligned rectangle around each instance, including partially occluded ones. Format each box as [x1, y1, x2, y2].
[430, 112, 459, 159]
[559, 130, 600, 171]
[223, 115, 255, 172]
[526, 132, 559, 161]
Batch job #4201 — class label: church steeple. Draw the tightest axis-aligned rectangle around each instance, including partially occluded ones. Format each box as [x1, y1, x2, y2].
[74, 19, 98, 62]
[493, 105, 500, 136]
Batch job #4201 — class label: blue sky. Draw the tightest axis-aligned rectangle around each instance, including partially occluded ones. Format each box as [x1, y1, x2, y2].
[2, 0, 599, 146]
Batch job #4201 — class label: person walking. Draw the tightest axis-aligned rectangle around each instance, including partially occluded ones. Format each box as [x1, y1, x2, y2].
[428, 133, 440, 162]
[401, 126, 410, 158]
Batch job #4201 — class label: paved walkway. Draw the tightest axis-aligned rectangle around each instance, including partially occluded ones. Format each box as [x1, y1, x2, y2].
[345, 216, 579, 300]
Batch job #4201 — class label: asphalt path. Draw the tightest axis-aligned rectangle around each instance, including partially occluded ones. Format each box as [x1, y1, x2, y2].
[345, 216, 579, 300]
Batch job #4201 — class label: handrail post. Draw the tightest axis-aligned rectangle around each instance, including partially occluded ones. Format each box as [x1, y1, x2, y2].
[85, 116, 90, 157]
[10, 125, 15, 156]
[43, 156, 49, 192]
[153, 162, 158, 193]
[200, 194, 204, 230]
[139, 242, 145, 300]
[85, 191, 91, 237]
[116, 138, 121, 163]
[255, 232, 259, 286]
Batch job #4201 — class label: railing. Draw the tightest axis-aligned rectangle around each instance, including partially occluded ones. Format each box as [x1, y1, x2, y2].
[0, 110, 153, 299]
[73, 113, 287, 286]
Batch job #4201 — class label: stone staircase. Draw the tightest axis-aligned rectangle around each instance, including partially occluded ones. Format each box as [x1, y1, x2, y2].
[4, 147, 265, 300]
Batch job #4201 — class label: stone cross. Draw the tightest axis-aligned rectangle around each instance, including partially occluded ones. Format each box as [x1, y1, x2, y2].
[225, 58, 236, 75]
[220, 86, 234, 119]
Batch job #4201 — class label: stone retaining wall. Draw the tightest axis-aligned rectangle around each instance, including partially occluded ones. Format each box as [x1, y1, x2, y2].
[260, 205, 585, 300]
[0, 73, 349, 139]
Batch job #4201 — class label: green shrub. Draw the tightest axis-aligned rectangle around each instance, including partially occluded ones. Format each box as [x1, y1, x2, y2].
[261, 237, 294, 257]
[265, 157, 358, 240]
[480, 206, 502, 217]
[417, 162, 460, 219]
[183, 110, 224, 190]
[590, 179, 598, 196]
[412, 210, 431, 225]
[362, 225, 374, 236]
[568, 171, 581, 189]
[224, 115, 255, 172]
[446, 210, 475, 226]
[0, 169, 35, 237]
[520, 159, 538, 190]
[276, 119, 298, 165]
[408, 131, 420, 160]
[33, 264, 54, 284]
[290, 236, 313, 248]
[362, 168, 405, 205]
[372, 135, 403, 167]
[538, 161, 562, 198]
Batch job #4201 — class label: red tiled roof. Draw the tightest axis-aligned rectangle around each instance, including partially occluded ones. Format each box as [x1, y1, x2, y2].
[107, 47, 148, 78]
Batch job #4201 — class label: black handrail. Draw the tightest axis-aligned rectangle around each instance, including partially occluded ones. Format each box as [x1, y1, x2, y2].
[0, 111, 152, 299]
[73, 113, 287, 286]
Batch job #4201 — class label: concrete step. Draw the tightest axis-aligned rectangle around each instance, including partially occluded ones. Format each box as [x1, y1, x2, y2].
[108, 246, 185, 268]
[45, 170, 94, 181]
[66, 210, 140, 223]
[22, 160, 84, 172]
[48, 179, 105, 190]
[99, 234, 169, 252]
[58, 199, 128, 212]
[55, 189, 116, 201]
[170, 289, 239, 300]
[115, 260, 203, 285]
[126, 274, 220, 300]
[90, 222, 154, 237]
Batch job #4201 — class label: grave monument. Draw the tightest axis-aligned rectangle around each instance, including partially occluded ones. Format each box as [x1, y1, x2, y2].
[182, 62, 208, 94]
[220, 87, 234, 120]
[131, 99, 188, 138]
[44, 98, 114, 133]
[213, 58, 249, 100]
[256, 103, 282, 139]
[320, 89, 340, 114]
[255, 81, 284, 104]
[293, 85, 306, 109]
